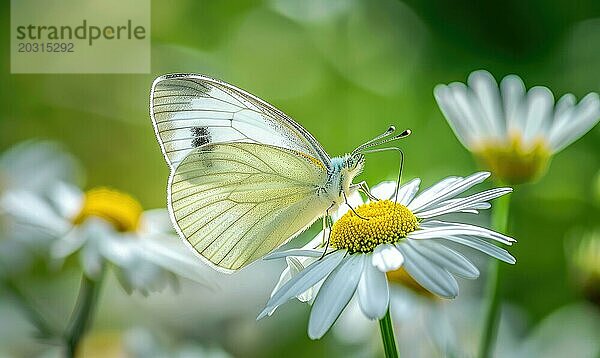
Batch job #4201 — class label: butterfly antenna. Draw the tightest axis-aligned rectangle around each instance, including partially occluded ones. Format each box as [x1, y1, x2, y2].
[358, 129, 411, 152]
[352, 125, 397, 155]
[360, 146, 405, 205]
[394, 148, 405, 204]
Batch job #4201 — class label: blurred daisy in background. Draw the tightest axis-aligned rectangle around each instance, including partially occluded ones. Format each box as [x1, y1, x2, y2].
[593, 169, 600, 205]
[333, 271, 467, 357]
[259, 173, 516, 339]
[434, 70, 600, 184]
[0, 140, 80, 194]
[33, 326, 232, 358]
[566, 229, 600, 307]
[97, 327, 232, 358]
[334, 294, 600, 358]
[0, 140, 81, 276]
[2, 183, 211, 294]
[502, 303, 600, 358]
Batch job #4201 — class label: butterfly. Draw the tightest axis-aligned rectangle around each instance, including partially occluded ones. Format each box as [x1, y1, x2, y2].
[150, 73, 410, 272]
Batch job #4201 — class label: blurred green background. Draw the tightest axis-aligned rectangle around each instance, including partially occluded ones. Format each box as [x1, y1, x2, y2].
[2, 0, 599, 357]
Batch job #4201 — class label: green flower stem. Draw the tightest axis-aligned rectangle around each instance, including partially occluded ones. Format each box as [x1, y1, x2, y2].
[479, 193, 511, 358]
[379, 308, 399, 358]
[1, 278, 56, 338]
[65, 270, 105, 358]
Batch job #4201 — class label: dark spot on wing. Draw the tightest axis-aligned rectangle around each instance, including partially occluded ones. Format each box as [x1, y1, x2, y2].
[191, 126, 211, 147]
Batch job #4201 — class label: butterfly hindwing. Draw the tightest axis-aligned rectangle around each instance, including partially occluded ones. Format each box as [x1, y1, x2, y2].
[169, 142, 330, 271]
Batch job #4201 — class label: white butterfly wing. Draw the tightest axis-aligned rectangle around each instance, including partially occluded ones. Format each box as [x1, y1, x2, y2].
[170, 142, 330, 271]
[150, 73, 331, 169]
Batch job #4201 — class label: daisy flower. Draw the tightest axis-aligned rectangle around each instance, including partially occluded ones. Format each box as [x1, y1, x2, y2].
[1, 183, 210, 294]
[0, 140, 80, 194]
[60, 327, 232, 358]
[434, 70, 600, 184]
[258, 172, 516, 339]
[0, 140, 80, 276]
[567, 229, 600, 306]
[333, 292, 477, 357]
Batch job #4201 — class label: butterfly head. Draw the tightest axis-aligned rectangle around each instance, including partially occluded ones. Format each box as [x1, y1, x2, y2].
[329, 153, 365, 201]
[334, 126, 412, 205]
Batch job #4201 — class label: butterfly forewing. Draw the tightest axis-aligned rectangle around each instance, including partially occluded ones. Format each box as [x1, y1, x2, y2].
[151, 74, 331, 169]
[169, 142, 330, 271]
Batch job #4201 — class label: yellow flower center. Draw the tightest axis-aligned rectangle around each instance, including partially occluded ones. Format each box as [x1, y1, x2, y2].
[73, 187, 142, 232]
[473, 134, 551, 185]
[329, 200, 418, 253]
[387, 268, 435, 299]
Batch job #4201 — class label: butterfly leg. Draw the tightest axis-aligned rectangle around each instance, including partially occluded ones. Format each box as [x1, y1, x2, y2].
[321, 206, 332, 247]
[320, 230, 333, 260]
[319, 204, 335, 259]
[343, 191, 369, 221]
[354, 180, 378, 201]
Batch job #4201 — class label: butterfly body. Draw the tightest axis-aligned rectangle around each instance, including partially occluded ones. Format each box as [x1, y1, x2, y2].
[151, 73, 366, 272]
[323, 154, 365, 206]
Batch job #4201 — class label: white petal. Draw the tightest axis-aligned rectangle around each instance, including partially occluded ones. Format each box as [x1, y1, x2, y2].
[372, 244, 404, 272]
[395, 178, 421, 205]
[48, 182, 84, 219]
[137, 235, 213, 285]
[99, 232, 137, 266]
[409, 240, 479, 279]
[290, 258, 319, 303]
[415, 187, 512, 218]
[428, 199, 491, 215]
[548, 92, 600, 153]
[410, 220, 515, 245]
[501, 74, 527, 135]
[468, 70, 505, 139]
[406, 176, 461, 210]
[1, 189, 71, 235]
[396, 243, 459, 298]
[118, 259, 166, 293]
[370, 181, 397, 201]
[0, 140, 79, 192]
[266, 258, 311, 316]
[80, 239, 104, 279]
[308, 254, 364, 339]
[448, 82, 490, 140]
[434, 84, 475, 148]
[522, 86, 554, 145]
[258, 250, 345, 319]
[266, 256, 317, 316]
[409, 172, 491, 213]
[553, 93, 577, 124]
[437, 236, 516, 264]
[468, 202, 492, 210]
[271, 266, 293, 298]
[264, 249, 324, 260]
[357, 256, 389, 319]
[138, 209, 174, 235]
[51, 227, 86, 260]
